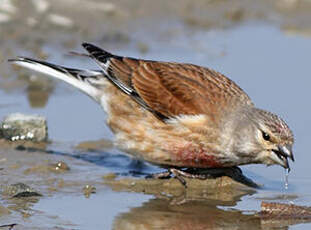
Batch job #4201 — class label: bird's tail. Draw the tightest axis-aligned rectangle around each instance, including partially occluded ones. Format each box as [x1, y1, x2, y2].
[8, 57, 104, 101]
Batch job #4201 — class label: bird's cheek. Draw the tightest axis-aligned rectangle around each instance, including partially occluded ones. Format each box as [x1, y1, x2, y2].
[255, 150, 275, 165]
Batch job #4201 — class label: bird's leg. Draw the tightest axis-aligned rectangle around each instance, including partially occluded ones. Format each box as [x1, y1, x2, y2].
[147, 168, 212, 188]
[169, 168, 209, 180]
[169, 168, 188, 187]
[146, 168, 188, 187]
[146, 170, 171, 179]
[147, 166, 258, 188]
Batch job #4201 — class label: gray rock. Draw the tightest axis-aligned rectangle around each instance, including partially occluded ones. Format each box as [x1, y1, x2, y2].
[0, 113, 47, 142]
[1, 183, 42, 198]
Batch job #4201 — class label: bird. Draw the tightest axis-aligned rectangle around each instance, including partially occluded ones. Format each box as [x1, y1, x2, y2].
[9, 43, 294, 186]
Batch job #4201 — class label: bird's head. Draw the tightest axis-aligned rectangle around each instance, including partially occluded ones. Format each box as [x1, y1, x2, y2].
[232, 108, 294, 169]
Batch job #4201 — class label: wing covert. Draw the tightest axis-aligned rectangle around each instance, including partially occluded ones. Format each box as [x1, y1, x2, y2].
[82, 43, 253, 121]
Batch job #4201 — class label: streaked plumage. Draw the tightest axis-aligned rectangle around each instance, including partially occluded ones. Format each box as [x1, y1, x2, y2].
[9, 43, 294, 172]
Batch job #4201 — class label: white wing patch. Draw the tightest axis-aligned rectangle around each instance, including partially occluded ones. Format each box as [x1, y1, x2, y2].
[167, 114, 207, 128]
[101, 59, 110, 75]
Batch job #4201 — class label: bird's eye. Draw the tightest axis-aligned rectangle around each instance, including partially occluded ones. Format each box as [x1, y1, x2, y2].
[262, 131, 270, 141]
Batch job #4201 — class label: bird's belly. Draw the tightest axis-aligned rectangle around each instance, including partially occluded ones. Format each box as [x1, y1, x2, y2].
[160, 142, 224, 168]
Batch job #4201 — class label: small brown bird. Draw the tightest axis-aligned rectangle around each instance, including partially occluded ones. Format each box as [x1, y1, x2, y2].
[9, 43, 294, 183]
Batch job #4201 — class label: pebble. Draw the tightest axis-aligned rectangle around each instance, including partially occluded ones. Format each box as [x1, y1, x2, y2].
[1, 183, 42, 198]
[49, 161, 70, 172]
[0, 113, 48, 142]
[83, 185, 96, 198]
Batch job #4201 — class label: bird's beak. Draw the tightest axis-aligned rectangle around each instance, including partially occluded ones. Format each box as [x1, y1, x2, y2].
[278, 145, 294, 162]
[271, 145, 294, 169]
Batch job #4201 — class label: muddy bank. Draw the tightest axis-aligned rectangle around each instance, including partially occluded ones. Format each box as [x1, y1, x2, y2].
[2, 0, 311, 41]
[2, 0, 311, 80]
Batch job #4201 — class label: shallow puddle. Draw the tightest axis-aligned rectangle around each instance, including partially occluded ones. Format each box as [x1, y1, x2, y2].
[33, 190, 152, 230]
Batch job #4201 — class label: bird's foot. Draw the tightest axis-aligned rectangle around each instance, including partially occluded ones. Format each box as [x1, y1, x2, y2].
[146, 166, 260, 188]
[147, 168, 213, 188]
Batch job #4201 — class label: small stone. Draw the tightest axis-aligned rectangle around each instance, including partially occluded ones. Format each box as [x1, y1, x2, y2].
[0, 113, 48, 142]
[130, 182, 136, 186]
[83, 185, 96, 198]
[1, 183, 42, 198]
[49, 161, 70, 172]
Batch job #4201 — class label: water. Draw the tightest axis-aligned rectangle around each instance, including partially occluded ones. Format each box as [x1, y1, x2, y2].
[285, 168, 290, 190]
[33, 190, 152, 230]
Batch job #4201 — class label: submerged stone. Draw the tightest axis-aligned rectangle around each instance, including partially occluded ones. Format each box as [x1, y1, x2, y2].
[0, 113, 47, 142]
[49, 161, 70, 172]
[83, 185, 96, 198]
[1, 183, 42, 198]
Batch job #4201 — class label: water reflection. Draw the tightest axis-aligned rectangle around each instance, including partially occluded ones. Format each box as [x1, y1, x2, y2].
[114, 198, 311, 230]
[113, 199, 258, 230]
[26, 83, 53, 108]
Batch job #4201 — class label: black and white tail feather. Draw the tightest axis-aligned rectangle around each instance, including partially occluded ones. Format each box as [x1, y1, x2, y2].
[8, 56, 106, 101]
[8, 43, 126, 102]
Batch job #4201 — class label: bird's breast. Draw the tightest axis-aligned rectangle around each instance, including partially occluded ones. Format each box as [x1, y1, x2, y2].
[162, 142, 224, 168]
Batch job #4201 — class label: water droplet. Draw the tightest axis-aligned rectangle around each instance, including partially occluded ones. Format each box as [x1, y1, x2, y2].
[284, 168, 290, 190]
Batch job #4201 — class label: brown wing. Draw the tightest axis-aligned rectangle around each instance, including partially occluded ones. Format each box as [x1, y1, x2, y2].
[82, 43, 253, 120]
